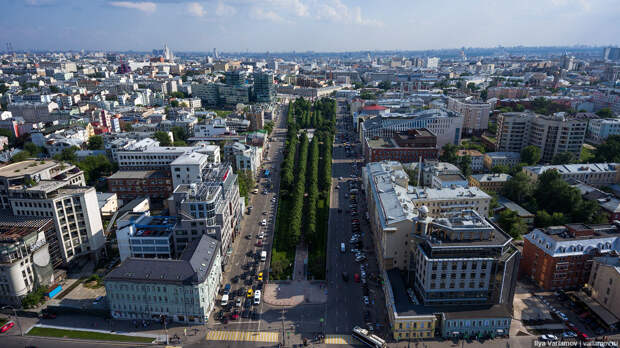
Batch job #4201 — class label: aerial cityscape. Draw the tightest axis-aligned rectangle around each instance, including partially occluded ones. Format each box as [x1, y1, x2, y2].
[0, 1, 620, 348]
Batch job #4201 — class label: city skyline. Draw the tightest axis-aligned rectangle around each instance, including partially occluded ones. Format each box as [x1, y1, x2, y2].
[1, 0, 619, 52]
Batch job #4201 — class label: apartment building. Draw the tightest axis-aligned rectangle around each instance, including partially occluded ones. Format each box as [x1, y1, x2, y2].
[522, 163, 620, 188]
[496, 112, 587, 162]
[116, 213, 176, 261]
[456, 150, 484, 172]
[587, 256, 620, 324]
[360, 109, 463, 148]
[486, 87, 529, 99]
[107, 170, 172, 202]
[483, 152, 521, 170]
[446, 97, 491, 135]
[587, 118, 620, 145]
[105, 234, 221, 324]
[0, 216, 57, 306]
[223, 142, 263, 176]
[520, 224, 620, 290]
[408, 186, 491, 218]
[469, 174, 512, 193]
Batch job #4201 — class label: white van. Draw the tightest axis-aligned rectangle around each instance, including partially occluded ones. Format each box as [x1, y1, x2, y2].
[254, 290, 261, 305]
[341, 243, 346, 253]
[221, 294, 229, 306]
[260, 251, 267, 262]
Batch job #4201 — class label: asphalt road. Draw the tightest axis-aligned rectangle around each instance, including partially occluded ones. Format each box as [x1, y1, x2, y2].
[324, 100, 389, 338]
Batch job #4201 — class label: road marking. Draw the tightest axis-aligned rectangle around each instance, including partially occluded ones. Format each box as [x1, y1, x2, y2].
[206, 330, 279, 342]
[325, 334, 357, 345]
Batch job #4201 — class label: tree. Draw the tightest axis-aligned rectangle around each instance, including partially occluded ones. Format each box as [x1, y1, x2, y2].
[457, 155, 472, 177]
[439, 144, 459, 164]
[594, 135, 620, 163]
[520, 145, 541, 165]
[23, 142, 43, 156]
[502, 172, 534, 204]
[497, 209, 528, 238]
[53, 146, 79, 163]
[270, 250, 290, 279]
[170, 100, 179, 108]
[378, 80, 391, 91]
[87, 135, 104, 150]
[11, 151, 32, 163]
[154, 131, 172, 146]
[171, 126, 189, 143]
[596, 108, 614, 118]
[551, 152, 575, 165]
[535, 210, 568, 228]
[77, 155, 115, 185]
[121, 123, 133, 132]
[492, 164, 510, 174]
[405, 167, 419, 186]
[264, 121, 274, 135]
[480, 89, 488, 101]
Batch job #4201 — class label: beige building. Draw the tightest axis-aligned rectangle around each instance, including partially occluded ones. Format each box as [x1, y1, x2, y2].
[522, 163, 620, 188]
[446, 96, 491, 136]
[496, 112, 587, 162]
[587, 256, 620, 324]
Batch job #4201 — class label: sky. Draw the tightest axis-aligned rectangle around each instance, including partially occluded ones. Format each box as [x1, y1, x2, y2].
[0, 0, 618, 52]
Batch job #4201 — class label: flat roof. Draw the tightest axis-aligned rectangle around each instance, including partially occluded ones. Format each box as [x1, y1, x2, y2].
[0, 212, 53, 241]
[0, 160, 58, 178]
[108, 170, 169, 179]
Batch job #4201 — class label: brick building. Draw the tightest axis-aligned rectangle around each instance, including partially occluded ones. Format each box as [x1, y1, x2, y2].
[519, 224, 620, 290]
[107, 170, 173, 203]
[363, 129, 438, 163]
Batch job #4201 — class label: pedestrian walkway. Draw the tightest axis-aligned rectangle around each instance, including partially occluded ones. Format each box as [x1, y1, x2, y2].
[206, 330, 279, 343]
[325, 334, 356, 345]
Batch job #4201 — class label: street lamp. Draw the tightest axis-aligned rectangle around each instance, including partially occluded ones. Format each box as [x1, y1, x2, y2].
[2, 306, 23, 336]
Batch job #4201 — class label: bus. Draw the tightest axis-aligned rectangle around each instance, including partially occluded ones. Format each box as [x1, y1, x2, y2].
[352, 326, 386, 348]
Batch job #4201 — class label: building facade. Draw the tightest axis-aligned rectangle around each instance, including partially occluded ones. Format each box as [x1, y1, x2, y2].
[107, 170, 173, 203]
[446, 97, 491, 135]
[522, 163, 620, 188]
[363, 129, 438, 164]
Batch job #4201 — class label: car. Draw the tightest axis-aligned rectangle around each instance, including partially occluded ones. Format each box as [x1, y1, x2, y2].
[231, 312, 240, 320]
[355, 255, 367, 262]
[354, 273, 361, 282]
[338, 208, 342, 213]
[258, 272, 263, 281]
[262, 211, 268, 215]
[236, 297, 242, 307]
[339, 177, 343, 180]
[578, 333, 592, 341]
[0, 321, 15, 333]
[246, 250, 254, 257]
[242, 310, 250, 318]
[258, 232, 265, 239]
[257, 240, 263, 247]
[251, 310, 259, 320]
[562, 331, 578, 338]
[541, 334, 559, 341]
[232, 276, 239, 284]
[247, 288, 254, 298]
[260, 219, 267, 226]
[244, 298, 253, 308]
[41, 312, 57, 319]
[342, 272, 349, 281]
[93, 295, 104, 304]
[363, 296, 370, 305]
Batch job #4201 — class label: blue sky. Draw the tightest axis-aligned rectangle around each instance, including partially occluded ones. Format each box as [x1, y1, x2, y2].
[0, 0, 618, 52]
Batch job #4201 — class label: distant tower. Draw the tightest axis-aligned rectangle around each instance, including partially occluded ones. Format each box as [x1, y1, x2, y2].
[163, 44, 174, 61]
[213, 48, 218, 59]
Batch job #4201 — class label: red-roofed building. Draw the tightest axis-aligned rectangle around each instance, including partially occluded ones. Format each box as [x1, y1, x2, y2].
[362, 104, 389, 115]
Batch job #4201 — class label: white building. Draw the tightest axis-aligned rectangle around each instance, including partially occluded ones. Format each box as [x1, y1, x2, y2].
[447, 96, 491, 136]
[170, 152, 211, 189]
[193, 118, 233, 138]
[115, 138, 220, 171]
[105, 234, 221, 324]
[224, 142, 263, 176]
[587, 118, 620, 145]
[522, 163, 620, 188]
[116, 213, 176, 262]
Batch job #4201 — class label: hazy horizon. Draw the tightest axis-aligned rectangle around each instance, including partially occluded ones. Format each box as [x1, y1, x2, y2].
[1, 0, 619, 52]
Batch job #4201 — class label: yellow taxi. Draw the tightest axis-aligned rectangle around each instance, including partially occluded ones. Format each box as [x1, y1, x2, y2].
[247, 288, 254, 298]
[258, 272, 263, 281]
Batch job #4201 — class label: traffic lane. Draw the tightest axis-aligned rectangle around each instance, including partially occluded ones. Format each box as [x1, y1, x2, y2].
[0, 336, 150, 348]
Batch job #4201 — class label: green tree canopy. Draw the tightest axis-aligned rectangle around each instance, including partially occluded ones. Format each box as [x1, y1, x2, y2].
[520, 145, 541, 165]
[439, 143, 459, 163]
[551, 152, 575, 165]
[594, 135, 620, 163]
[596, 108, 614, 118]
[497, 209, 528, 238]
[501, 172, 534, 204]
[87, 135, 104, 150]
[154, 131, 172, 146]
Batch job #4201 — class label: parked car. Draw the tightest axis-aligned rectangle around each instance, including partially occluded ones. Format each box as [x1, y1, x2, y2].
[363, 296, 370, 305]
[541, 334, 559, 341]
[342, 272, 349, 281]
[0, 321, 15, 333]
[562, 331, 578, 338]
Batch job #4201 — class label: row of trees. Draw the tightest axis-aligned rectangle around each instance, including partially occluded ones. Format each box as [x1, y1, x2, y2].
[271, 97, 336, 280]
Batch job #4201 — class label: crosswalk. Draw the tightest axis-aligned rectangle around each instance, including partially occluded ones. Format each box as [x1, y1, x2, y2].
[325, 334, 356, 345]
[206, 330, 279, 343]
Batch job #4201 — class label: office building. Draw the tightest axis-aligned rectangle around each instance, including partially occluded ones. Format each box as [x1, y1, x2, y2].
[107, 170, 173, 203]
[7, 102, 59, 123]
[0, 216, 57, 306]
[408, 186, 491, 218]
[116, 213, 176, 261]
[586, 256, 620, 327]
[253, 72, 275, 103]
[115, 138, 220, 171]
[456, 150, 484, 172]
[446, 97, 491, 135]
[105, 234, 221, 324]
[486, 87, 529, 100]
[360, 109, 463, 148]
[604, 47, 620, 61]
[520, 224, 620, 290]
[223, 142, 263, 176]
[496, 112, 587, 162]
[170, 152, 212, 189]
[363, 129, 438, 164]
[522, 163, 619, 188]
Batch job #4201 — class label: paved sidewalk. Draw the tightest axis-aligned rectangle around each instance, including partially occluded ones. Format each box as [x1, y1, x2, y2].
[29, 323, 164, 341]
[292, 243, 308, 280]
[263, 281, 327, 306]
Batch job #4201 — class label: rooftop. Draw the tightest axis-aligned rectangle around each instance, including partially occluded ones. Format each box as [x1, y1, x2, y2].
[0, 160, 58, 178]
[108, 170, 169, 180]
[471, 173, 512, 183]
[105, 234, 220, 285]
[524, 163, 618, 175]
[409, 186, 491, 201]
[485, 152, 520, 159]
[0, 213, 53, 242]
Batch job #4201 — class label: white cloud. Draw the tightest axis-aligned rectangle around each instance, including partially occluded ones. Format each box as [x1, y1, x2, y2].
[250, 7, 288, 22]
[314, 0, 382, 27]
[109, 1, 157, 13]
[187, 2, 206, 16]
[216, 1, 237, 16]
